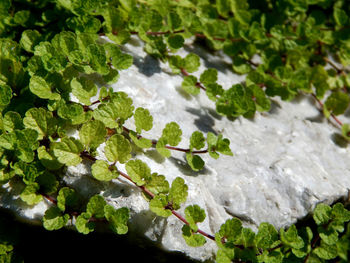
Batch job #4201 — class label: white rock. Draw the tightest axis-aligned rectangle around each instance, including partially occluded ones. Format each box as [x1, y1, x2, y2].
[1, 36, 350, 262]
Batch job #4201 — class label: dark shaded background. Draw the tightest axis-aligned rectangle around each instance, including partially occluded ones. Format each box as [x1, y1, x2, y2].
[0, 208, 200, 263]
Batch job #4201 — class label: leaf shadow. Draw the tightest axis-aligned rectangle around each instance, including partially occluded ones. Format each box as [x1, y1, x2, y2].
[133, 54, 162, 77]
[331, 132, 349, 148]
[268, 99, 282, 115]
[121, 44, 162, 77]
[183, 45, 232, 75]
[185, 107, 218, 134]
[168, 156, 211, 177]
[144, 149, 166, 164]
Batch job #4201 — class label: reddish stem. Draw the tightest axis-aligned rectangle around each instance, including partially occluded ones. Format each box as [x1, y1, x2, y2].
[311, 93, 343, 127]
[180, 68, 206, 91]
[41, 193, 57, 205]
[122, 126, 208, 154]
[171, 209, 215, 240]
[78, 151, 216, 242]
[130, 30, 185, 36]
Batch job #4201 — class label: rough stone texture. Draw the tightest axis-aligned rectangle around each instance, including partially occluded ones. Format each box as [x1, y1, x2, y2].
[1, 36, 350, 262]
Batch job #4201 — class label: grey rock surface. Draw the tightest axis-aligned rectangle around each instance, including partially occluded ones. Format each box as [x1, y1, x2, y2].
[1, 36, 350, 262]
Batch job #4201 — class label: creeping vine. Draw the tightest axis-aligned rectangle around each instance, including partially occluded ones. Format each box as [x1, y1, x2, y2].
[1, 0, 350, 262]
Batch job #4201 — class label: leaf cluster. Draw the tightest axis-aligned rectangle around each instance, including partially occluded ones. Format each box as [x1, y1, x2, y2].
[1, 1, 350, 263]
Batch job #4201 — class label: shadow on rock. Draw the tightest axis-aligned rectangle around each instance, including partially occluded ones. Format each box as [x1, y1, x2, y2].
[185, 107, 217, 134]
[331, 133, 348, 148]
[133, 54, 162, 77]
[168, 156, 211, 177]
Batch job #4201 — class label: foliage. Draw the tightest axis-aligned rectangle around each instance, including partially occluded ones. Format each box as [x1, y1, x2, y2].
[0, 0, 350, 262]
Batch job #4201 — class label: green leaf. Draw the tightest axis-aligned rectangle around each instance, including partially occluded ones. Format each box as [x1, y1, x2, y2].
[68, 49, 89, 66]
[200, 68, 218, 87]
[236, 228, 256, 248]
[331, 203, 350, 223]
[255, 222, 280, 250]
[23, 107, 57, 140]
[87, 44, 109, 75]
[129, 130, 153, 149]
[168, 11, 182, 30]
[206, 83, 224, 101]
[92, 104, 118, 129]
[20, 30, 42, 53]
[334, 8, 348, 26]
[149, 194, 172, 217]
[76, 212, 95, 234]
[43, 206, 69, 231]
[247, 84, 271, 112]
[71, 77, 98, 106]
[182, 75, 200, 95]
[91, 160, 118, 181]
[15, 129, 39, 163]
[297, 226, 314, 255]
[57, 102, 92, 125]
[110, 92, 134, 121]
[232, 57, 251, 75]
[182, 224, 206, 247]
[103, 68, 120, 84]
[13, 161, 40, 185]
[156, 138, 171, 158]
[145, 173, 169, 195]
[104, 205, 129, 234]
[313, 203, 332, 225]
[13, 10, 30, 25]
[280, 224, 304, 249]
[93, 92, 134, 128]
[79, 120, 106, 149]
[216, 247, 235, 263]
[125, 159, 151, 186]
[169, 177, 188, 210]
[183, 53, 200, 73]
[57, 187, 78, 212]
[318, 226, 339, 245]
[184, 205, 206, 232]
[102, 6, 125, 33]
[217, 218, 242, 244]
[207, 132, 220, 159]
[341, 123, 350, 140]
[86, 195, 106, 219]
[36, 171, 59, 195]
[29, 75, 61, 101]
[190, 131, 205, 150]
[324, 92, 350, 116]
[76, 33, 98, 52]
[186, 153, 205, 171]
[311, 65, 329, 99]
[20, 184, 43, 205]
[206, 133, 233, 158]
[161, 122, 182, 146]
[37, 146, 64, 170]
[111, 53, 133, 70]
[168, 34, 185, 49]
[66, 15, 101, 33]
[52, 137, 84, 166]
[104, 134, 132, 163]
[51, 31, 77, 57]
[0, 85, 12, 106]
[2, 111, 23, 132]
[313, 241, 338, 260]
[257, 250, 284, 263]
[168, 55, 184, 74]
[119, 0, 136, 12]
[216, 0, 230, 18]
[134, 107, 153, 134]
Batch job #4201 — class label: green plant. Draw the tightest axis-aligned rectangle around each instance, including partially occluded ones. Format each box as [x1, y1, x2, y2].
[1, 0, 350, 262]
